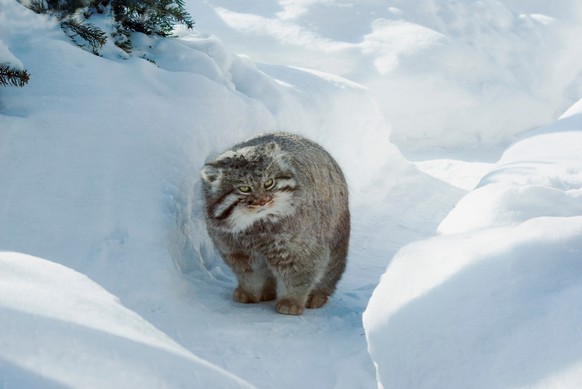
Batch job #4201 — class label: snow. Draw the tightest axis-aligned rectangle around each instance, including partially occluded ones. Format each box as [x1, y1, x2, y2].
[0, 252, 252, 388]
[1, 0, 582, 388]
[186, 0, 582, 152]
[364, 101, 582, 388]
[0, 39, 23, 70]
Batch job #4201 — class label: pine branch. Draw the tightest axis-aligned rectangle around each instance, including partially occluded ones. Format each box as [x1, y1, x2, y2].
[61, 19, 108, 54]
[0, 64, 30, 87]
[111, 0, 194, 37]
[22, 0, 195, 56]
[27, 0, 88, 17]
[27, 0, 50, 14]
[171, 0, 194, 30]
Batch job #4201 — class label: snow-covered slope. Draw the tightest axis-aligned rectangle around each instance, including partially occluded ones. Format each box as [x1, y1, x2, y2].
[0, 252, 253, 388]
[188, 0, 582, 151]
[364, 102, 582, 388]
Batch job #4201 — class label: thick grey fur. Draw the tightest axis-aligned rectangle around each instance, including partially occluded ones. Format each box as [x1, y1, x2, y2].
[200, 132, 350, 315]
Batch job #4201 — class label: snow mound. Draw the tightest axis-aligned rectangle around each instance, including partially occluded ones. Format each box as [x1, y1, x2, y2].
[364, 101, 582, 388]
[191, 0, 582, 151]
[439, 103, 582, 234]
[0, 39, 24, 69]
[0, 252, 253, 388]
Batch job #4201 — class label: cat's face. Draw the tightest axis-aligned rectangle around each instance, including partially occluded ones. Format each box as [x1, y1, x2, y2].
[201, 142, 298, 232]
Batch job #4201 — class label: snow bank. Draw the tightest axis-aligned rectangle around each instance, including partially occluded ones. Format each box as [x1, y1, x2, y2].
[439, 102, 582, 234]
[188, 0, 582, 151]
[0, 252, 253, 388]
[0, 39, 23, 70]
[364, 101, 582, 388]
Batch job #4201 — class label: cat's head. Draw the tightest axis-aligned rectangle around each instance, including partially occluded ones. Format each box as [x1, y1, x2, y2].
[201, 141, 298, 232]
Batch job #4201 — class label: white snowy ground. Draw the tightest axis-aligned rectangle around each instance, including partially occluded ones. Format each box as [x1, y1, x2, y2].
[1, 0, 582, 388]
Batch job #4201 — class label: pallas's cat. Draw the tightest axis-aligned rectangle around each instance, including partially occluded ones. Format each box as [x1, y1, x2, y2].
[201, 132, 350, 315]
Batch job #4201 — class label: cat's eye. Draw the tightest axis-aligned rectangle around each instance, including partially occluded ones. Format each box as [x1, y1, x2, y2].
[264, 179, 275, 190]
[238, 185, 252, 194]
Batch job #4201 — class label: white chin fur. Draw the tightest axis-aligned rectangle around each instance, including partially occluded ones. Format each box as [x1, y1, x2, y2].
[227, 191, 295, 233]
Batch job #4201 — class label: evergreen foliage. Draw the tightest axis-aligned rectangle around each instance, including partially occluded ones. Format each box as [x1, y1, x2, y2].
[4, 0, 195, 89]
[29, 0, 88, 17]
[0, 64, 30, 87]
[23, 0, 194, 55]
[111, 0, 194, 37]
[61, 19, 108, 54]
[26, 0, 107, 54]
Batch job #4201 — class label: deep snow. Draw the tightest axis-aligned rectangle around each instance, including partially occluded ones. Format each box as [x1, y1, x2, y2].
[364, 103, 582, 388]
[186, 0, 582, 152]
[0, 252, 252, 388]
[1, 0, 582, 388]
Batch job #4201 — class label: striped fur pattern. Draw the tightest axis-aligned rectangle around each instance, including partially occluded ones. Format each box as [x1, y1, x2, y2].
[200, 132, 350, 315]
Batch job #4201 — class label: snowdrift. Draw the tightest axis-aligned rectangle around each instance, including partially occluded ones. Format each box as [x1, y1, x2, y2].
[189, 0, 582, 151]
[364, 102, 582, 388]
[0, 252, 253, 388]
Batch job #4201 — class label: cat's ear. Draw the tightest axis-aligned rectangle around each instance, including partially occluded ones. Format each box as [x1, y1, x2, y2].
[267, 141, 294, 172]
[265, 141, 280, 155]
[201, 164, 222, 184]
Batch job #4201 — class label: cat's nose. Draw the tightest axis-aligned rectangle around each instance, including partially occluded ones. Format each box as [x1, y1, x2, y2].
[252, 195, 271, 206]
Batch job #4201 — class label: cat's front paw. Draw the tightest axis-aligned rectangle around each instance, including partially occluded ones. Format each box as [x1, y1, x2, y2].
[233, 287, 259, 304]
[306, 291, 328, 309]
[275, 298, 305, 315]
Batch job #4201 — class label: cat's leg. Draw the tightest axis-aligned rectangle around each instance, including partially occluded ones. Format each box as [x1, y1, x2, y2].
[306, 246, 348, 308]
[305, 263, 341, 309]
[269, 247, 330, 315]
[225, 252, 276, 304]
[224, 252, 267, 304]
[273, 274, 311, 315]
[233, 270, 268, 304]
[307, 212, 350, 308]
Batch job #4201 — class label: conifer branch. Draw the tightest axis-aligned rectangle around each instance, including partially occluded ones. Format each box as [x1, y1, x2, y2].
[61, 19, 108, 55]
[0, 64, 30, 87]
